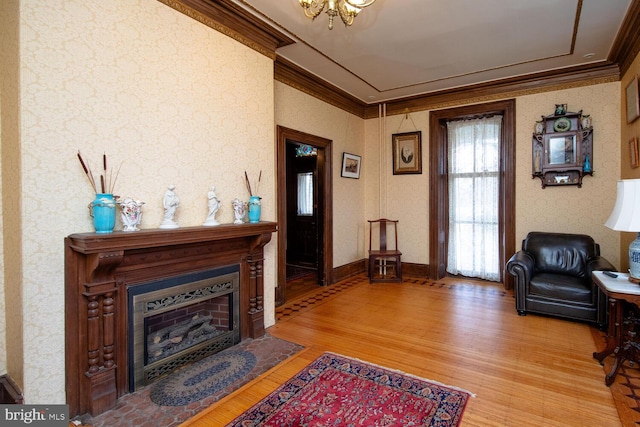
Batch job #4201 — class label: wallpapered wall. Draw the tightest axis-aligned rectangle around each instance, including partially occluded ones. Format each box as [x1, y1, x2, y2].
[274, 83, 367, 265]
[362, 82, 622, 270]
[7, 0, 276, 403]
[0, 0, 21, 389]
[619, 51, 640, 270]
[0, 0, 633, 406]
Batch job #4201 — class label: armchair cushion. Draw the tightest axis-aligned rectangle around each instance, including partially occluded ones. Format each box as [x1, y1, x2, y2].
[506, 231, 616, 326]
[529, 273, 591, 303]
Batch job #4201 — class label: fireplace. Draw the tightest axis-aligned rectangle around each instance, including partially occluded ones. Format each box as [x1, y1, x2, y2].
[64, 223, 277, 418]
[128, 266, 240, 390]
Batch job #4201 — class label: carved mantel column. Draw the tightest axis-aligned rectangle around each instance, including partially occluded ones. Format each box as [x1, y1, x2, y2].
[65, 223, 277, 418]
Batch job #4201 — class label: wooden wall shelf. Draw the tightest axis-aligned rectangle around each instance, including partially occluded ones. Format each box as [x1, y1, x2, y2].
[532, 106, 593, 188]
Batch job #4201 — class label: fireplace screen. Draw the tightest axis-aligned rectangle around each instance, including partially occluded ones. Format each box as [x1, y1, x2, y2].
[128, 266, 240, 390]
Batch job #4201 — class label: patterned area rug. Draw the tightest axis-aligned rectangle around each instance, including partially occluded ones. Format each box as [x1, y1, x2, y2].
[227, 352, 473, 426]
[149, 336, 303, 407]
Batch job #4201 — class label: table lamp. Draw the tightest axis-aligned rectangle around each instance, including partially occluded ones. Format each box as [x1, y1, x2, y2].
[605, 179, 640, 283]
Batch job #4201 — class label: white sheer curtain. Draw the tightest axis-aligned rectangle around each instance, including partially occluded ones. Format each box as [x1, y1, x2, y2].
[297, 172, 313, 216]
[446, 116, 502, 281]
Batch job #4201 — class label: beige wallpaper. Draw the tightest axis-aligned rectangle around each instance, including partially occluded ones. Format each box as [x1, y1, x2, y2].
[514, 83, 621, 266]
[2, 0, 635, 407]
[364, 82, 621, 270]
[619, 51, 640, 271]
[0, 91, 4, 378]
[364, 112, 430, 264]
[15, 0, 275, 403]
[275, 83, 367, 266]
[0, 0, 22, 385]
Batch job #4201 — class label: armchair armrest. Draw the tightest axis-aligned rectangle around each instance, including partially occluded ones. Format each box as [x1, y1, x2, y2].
[506, 251, 534, 314]
[506, 251, 534, 283]
[586, 256, 616, 278]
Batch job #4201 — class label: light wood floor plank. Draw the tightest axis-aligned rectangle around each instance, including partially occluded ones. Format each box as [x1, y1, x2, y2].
[181, 275, 622, 426]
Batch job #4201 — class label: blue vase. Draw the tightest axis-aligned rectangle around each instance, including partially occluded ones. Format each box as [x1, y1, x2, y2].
[91, 193, 116, 233]
[583, 154, 592, 173]
[248, 196, 261, 223]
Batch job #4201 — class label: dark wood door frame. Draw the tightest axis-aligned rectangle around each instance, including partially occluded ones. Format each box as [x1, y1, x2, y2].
[276, 126, 333, 305]
[428, 99, 516, 288]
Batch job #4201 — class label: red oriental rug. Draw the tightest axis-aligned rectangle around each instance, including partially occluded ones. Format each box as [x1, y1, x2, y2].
[226, 352, 473, 426]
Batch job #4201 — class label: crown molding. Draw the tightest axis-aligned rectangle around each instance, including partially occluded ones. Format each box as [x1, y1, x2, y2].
[158, 0, 294, 60]
[275, 57, 366, 118]
[164, 0, 639, 118]
[609, 0, 640, 77]
[362, 63, 620, 119]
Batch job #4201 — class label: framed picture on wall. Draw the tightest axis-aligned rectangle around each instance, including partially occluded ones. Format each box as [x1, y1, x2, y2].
[341, 152, 361, 179]
[392, 131, 422, 175]
[626, 75, 639, 124]
[631, 137, 639, 168]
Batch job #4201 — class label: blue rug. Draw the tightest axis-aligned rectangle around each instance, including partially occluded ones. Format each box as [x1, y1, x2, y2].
[149, 335, 303, 406]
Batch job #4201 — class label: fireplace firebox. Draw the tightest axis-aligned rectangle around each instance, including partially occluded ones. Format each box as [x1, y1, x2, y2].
[128, 266, 240, 390]
[65, 223, 276, 418]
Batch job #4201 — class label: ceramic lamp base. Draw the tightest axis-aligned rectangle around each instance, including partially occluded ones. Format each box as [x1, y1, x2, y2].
[628, 232, 640, 281]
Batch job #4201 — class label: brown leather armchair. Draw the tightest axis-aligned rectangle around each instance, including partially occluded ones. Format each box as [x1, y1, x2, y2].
[506, 232, 616, 327]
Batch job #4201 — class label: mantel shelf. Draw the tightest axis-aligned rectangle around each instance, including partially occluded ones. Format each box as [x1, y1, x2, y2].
[67, 222, 278, 253]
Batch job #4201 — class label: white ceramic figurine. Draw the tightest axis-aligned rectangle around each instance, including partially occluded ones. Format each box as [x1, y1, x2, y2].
[159, 185, 180, 229]
[203, 186, 221, 226]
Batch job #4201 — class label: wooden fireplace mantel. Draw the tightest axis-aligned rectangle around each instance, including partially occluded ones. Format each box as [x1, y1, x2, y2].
[64, 222, 277, 417]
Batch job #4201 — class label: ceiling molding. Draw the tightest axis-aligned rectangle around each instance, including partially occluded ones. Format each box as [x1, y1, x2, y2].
[609, 0, 640, 76]
[275, 57, 366, 118]
[363, 63, 620, 119]
[158, 0, 295, 60]
[165, 0, 639, 118]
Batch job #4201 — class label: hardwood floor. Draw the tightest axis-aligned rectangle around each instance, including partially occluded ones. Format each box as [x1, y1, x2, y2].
[284, 267, 320, 301]
[183, 274, 624, 426]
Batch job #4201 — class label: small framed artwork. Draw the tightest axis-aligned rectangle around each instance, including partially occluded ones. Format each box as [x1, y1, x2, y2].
[341, 152, 361, 179]
[626, 76, 639, 124]
[630, 137, 639, 168]
[392, 131, 422, 175]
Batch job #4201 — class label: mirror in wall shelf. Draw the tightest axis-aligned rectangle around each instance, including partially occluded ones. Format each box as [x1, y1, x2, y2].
[532, 106, 593, 188]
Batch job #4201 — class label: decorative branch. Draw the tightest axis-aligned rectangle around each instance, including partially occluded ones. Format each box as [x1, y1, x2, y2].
[244, 171, 253, 197]
[77, 151, 97, 193]
[77, 151, 120, 195]
[244, 170, 262, 197]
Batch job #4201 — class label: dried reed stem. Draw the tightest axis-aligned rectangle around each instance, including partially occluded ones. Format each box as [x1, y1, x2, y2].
[77, 150, 121, 195]
[77, 151, 97, 193]
[244, 171, 253, 197]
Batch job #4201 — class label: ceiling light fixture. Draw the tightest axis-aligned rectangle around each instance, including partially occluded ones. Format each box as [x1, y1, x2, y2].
[299, 0, 377, 30]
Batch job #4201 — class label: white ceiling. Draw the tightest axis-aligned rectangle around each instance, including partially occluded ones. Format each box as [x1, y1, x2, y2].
[234, 0, 632, 104]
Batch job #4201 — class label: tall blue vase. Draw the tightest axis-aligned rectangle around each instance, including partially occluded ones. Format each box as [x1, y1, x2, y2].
[583, 154, 592, 173]
[248, 196, 262, 223]
[91, 193, 116, 233]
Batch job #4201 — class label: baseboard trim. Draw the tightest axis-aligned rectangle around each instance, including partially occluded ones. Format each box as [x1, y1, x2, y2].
[0, 374, 23, 404]
[333, 259, 366, 282]
[334, 260, 430, 282]
[402, 262, 430, 278]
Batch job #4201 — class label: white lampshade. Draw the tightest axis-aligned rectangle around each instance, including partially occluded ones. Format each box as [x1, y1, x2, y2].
[605, 179, 640, 281]
[605, 179, 640, 231]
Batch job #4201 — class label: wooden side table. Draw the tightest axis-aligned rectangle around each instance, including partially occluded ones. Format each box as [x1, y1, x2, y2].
[592, 271, 640, 386]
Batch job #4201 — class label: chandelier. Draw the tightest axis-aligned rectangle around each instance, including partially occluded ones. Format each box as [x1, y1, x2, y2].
[299, 0, 377, 30]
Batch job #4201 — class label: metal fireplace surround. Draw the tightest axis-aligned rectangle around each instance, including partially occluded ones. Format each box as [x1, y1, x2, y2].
[129, 265, 240, 391]
[64, 222, 276, 418]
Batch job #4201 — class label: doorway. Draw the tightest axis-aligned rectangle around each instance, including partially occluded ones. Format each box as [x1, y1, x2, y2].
[428, 100, 516, 288]
[276, 126, 333, 305]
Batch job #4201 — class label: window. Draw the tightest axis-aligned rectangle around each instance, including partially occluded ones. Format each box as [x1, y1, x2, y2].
[297, 172, 313, 216]
[446, 116, 502, 281]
